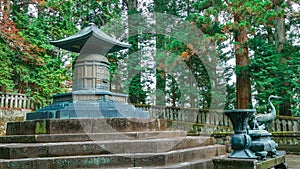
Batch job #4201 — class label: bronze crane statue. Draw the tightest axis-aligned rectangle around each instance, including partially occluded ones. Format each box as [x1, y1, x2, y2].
[254, 95, 282, 131]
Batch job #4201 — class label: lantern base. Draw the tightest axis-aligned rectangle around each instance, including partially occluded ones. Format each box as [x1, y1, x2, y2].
[26, 91, 149, 120]
[229, 149, 257, 159]
[249, 130, 278, 160]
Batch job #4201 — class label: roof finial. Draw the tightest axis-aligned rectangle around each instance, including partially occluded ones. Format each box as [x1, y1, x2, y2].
[89, 9, 95, 24]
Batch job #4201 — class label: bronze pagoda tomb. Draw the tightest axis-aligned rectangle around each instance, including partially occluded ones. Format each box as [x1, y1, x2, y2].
[26, 23, 149, 120]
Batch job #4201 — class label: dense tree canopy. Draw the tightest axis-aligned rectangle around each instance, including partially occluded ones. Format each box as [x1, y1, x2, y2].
[0, 0, 299, 116]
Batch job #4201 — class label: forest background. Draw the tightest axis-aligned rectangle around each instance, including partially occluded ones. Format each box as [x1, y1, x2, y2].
[0, 0, 299, 116]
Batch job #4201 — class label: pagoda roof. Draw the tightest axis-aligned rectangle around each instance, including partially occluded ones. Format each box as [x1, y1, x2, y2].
[50, 23, 131, 54]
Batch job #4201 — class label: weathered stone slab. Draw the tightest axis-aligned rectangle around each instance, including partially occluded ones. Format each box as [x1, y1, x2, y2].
[0, 159, 33, 169]
[213, 151, 287, 169]
[1, 144, 48, 159]
[278, 144, 300, 154]
[6, 120, 42, 135]
[0, 145, 225, 169]
[173, 136, 215, 150]
[132, 145, 225, 167]
[136, 158, 214, 169]
[0, 136, 217, 159]
[0, 131, 187, 143]
[6, 118, 167, 135]
[0, 155, 133, 169]
[285, 154, 300, 169]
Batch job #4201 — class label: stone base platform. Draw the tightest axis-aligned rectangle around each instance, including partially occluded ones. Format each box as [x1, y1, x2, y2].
[6, 118, 167, 135]
[26, 99, 150, 120]
[213, 151, 287, 169]
[0, 118, 227, 169]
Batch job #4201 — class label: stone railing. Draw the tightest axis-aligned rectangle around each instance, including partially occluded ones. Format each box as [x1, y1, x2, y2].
[0, 93, 50, 110]
[0, 93, 36, 135]
[0, 93, 35, 110]
[135, 104, 299, 133]
[135, 104, 230, 126]
[270, 116, 300, 153]
[270, 116, 300, 132]
[135, 104, 300, 153]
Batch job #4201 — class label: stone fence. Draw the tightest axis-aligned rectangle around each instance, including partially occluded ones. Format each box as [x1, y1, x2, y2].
[135, 104, 300, 153]
[0, 93, 36, 135]
[0, 93, 36, 110]
[270, 116, 300, 132]
[135, 104, 300, 133]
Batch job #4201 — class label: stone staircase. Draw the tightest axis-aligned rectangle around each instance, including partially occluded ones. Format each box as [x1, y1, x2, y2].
[0, 118, 226, 169]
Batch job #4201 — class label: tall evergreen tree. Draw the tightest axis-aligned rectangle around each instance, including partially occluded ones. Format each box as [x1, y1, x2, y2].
[250, 0, 300, 116]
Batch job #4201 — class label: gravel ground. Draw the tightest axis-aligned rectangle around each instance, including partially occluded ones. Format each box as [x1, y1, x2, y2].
[286, 154, 300, 169]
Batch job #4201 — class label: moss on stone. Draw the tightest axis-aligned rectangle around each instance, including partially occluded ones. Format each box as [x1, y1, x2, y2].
[35, 120, 47, 134]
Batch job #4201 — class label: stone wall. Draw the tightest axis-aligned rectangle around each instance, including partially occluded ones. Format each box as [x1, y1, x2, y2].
[0, 108, 32, 135]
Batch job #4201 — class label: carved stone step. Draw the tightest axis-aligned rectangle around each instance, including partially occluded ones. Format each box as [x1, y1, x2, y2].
[0, 136, 215, 159]
[6, 118, 167, 135]
[0, 145, 225, 169]
[0, 131, 187, 143]
[114, 158, 214, 169]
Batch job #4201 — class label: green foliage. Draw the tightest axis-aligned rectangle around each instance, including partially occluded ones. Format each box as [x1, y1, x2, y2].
[250, 41, 300, 115]
[189, 0, 299, 113]
[128, 73, 148, 104]
[0, 0, 298, 115]
[248, 1, 300, 116]
[0, 43, 14, 92]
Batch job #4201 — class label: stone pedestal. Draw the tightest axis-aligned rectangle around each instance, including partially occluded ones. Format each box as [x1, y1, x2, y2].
[213, 151, 287, 169]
